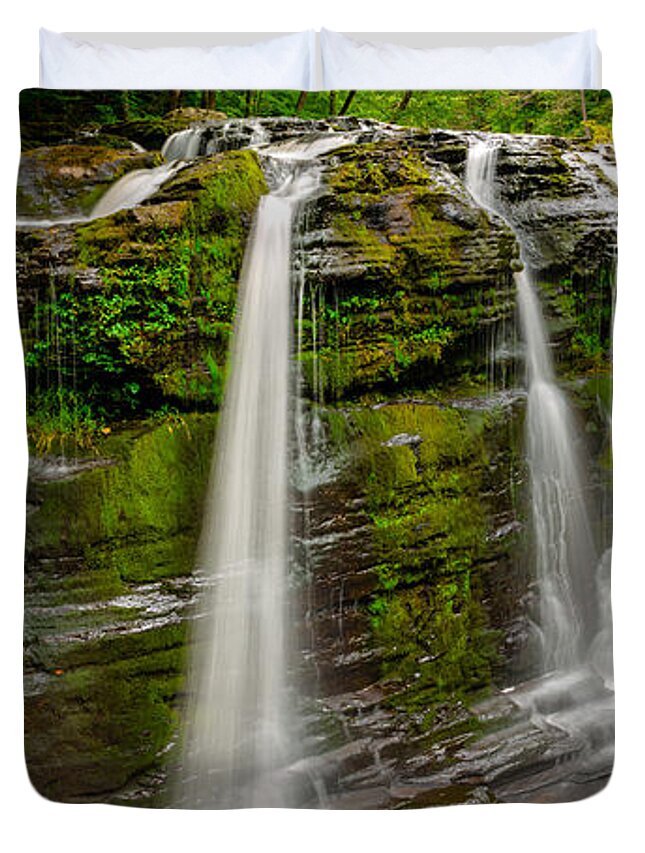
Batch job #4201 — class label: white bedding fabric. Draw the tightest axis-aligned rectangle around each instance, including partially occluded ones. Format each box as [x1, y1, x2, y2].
[39, 29, 601, 92]
[320, 30, 601, 89]
[39, 29, 316, 90]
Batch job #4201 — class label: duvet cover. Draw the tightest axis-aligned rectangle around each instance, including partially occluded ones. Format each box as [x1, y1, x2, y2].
[18, 88, 617, 808]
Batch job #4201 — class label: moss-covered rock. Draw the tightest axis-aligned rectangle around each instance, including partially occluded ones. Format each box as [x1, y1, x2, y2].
[104, 107, 228, 151]
[26, 413, 216, 559]
[17, 143, 158, 218]
[297, 140, 517, 399]
[306, 399, 523, 731]
[18, 149, 268, 428]
[489, 136, 617, 278]
[24, 413, 217, 801]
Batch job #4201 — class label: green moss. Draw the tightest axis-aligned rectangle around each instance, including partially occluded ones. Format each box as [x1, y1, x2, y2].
[330, 144, 435, 197]
[86, 532, 198, 584]
[323, 402, 503, 723]
[24, 413, 209, 801]
[25, 626, 187, 801]
[24, 151, 267, 427]
[27, 413, 216, 560]
[371, 581, 500, 727]
[305, 143, 516, 400]
[540, 270, 614, 370]
[332, 213, 397, 267]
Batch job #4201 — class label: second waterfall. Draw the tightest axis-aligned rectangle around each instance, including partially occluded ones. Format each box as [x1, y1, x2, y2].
[466, 139, 607, 679]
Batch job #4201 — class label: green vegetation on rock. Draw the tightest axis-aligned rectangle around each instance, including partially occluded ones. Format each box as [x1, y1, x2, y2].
[296, 143, 516, 400]
[27, 413, 216, 561]
[24, 413, 218, 801]
[21, 150, 267, 448]
[323, 402, 507, 727]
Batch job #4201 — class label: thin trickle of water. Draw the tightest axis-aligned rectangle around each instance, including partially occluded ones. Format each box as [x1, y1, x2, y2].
[292, 237, 342, 493]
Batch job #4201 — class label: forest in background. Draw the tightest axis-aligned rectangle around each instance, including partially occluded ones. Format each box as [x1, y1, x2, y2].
[20, 88, 613, 149]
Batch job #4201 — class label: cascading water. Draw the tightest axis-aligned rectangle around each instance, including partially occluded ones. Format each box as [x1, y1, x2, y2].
[516, 267, 599, 671]
[174, 131, 355, 809]
[88, 162, 180, 219]
[465, 138, 613, 770]
[466, 140, 604, 674]
[18, 124, 221, 231]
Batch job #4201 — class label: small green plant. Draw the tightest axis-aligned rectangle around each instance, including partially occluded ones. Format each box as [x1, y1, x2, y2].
[204, 352, 225, 407]
[27, 386, 103, 454]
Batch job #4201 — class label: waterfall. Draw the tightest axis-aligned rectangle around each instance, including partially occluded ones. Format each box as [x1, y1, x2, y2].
[465, 140, 607, 677]
[175, 133, 354, 809]
[17, 158, 181, 229]
[516, 268, 599, 670]
[89, 162, 180, 219]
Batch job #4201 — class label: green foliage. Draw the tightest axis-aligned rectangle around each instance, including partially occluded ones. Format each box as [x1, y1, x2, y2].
[20, 89, 613, 152]
[540, 269, 614, 368]
[27, 386, 104, 454]
[583, 120, 614, 145]
[340, 89, 613, 140]
[22, 150, 267, 433]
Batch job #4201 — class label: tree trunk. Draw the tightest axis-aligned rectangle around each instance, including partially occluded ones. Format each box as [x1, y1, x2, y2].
[120, 91, 131, 121]
[338, 91, 357, 116]
[202, 91, 218, 110]
[295, 91, 308, 113]
[580, 90, 591, 139]
[397, 91, 413, 113]
[329, 91, 337, 116]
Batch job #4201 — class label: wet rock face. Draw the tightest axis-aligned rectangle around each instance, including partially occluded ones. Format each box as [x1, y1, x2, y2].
[311, 140, 516, 287]
[289, 396, 528, 806]
[23, 415, 216, 802]
[17, 144, 157, 219]
[17, 149, 268, 416]
[480, 135, 617, 275]
[292, 128, 615, 399]
[295, 151, 518, 398]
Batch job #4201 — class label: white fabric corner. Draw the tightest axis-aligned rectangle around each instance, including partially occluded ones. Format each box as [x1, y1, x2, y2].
[39, 29, 315, 90]
[320, 30, 601, 90]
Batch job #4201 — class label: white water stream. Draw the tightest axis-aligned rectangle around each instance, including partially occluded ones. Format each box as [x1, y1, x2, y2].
[175, 133, 354, 809]
[466, 139, 613, 768]
[88, 162, 180, 219]
[466, 140, 606, 673]
[17, 140, 188, 230]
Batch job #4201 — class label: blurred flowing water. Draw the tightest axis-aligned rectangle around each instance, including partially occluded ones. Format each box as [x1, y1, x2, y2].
[174, 133, 356, 808]
[465, 139, 613, 780]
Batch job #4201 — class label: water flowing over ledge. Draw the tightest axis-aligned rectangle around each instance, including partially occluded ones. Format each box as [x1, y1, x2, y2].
[464, 138, 613, 782]
[173, 132, 360, 808]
